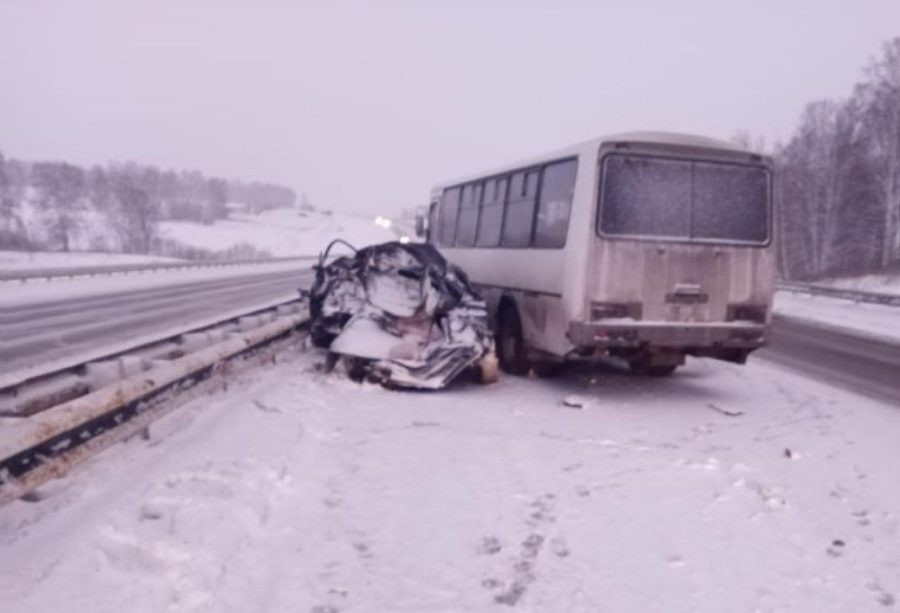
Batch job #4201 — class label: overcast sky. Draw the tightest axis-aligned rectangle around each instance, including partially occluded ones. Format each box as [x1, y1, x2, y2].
[1, 0, 899, 215]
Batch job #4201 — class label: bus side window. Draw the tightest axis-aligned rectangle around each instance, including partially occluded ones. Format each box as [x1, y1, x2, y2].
[427, 201, 439, 243]
[455, 182, 483, 247]
[476, 177, 507, 247]
[534, 159, 577, 248]
[437, 187, 461, 246]
[501, 170, 539, 247]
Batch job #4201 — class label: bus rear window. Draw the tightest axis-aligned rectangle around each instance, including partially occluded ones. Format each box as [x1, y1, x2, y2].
[599, 155, 769, 243]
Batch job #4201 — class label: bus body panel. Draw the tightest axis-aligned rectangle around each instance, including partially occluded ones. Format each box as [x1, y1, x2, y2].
[438, 141, 599, 357]
[587, 240, 775, 323]
[430, 132, 776, 367]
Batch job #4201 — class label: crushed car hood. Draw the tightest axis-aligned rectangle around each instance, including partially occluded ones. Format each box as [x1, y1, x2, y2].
[304, 240, 495, 389]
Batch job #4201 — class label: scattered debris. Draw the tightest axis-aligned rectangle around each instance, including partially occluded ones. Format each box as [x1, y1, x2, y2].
[304, 240, 496, 390]
[706, 403, 744, 417]
[19, 490, 43, 503]
[562, 395, 593, 409]
[252, 399, 281, 414]
[826, 538, 846, 557]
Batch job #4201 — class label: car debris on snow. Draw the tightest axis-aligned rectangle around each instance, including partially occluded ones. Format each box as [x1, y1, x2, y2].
[706, 402, 744, 417]
[562, 394, 593, 409]
[303, 239, 497, 390]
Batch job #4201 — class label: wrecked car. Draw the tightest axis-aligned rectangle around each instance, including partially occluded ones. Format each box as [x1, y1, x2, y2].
[303, 239, 497, 389]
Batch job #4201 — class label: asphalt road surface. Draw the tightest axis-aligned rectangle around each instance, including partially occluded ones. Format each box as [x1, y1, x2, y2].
[4, 272, 898, 404]
[0, 267, 314, 377]
[757, 314, 900, 404]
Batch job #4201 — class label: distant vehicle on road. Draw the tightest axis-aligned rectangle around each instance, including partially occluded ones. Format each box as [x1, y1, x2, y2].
[424, 132, 775, 376]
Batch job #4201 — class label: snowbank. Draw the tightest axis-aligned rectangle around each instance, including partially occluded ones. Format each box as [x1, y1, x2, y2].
[819, 272, 900, 296]
[1, 349, 898, 612]
[0, 251, 181, 271]
[774, 290, 900, 343]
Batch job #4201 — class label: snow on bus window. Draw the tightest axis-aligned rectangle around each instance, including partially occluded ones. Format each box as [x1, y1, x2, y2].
[534, 159, 577, 248]
[428, 201, 439, 243]
[691, 162, 768, 242]
[600, 156, 691, 238]
[600, 154, 769, 243]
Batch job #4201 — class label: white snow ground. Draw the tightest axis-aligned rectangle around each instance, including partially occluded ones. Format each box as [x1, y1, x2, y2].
[774, 290, 900, 343]
[1, 349, 898, 612]
[820, 273, 900, 296]
[0, 250, 181, 271]
[160, 208, 398, 257]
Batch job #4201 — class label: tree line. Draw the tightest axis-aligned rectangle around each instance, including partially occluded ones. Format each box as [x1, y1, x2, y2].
[775, 37, 900, 280]
[0, 155, 296, 254]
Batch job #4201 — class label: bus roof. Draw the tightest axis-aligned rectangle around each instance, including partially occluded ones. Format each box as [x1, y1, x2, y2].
[431, 131, 761, 195]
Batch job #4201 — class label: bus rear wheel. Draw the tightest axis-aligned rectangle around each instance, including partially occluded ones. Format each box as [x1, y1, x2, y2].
[497, 306, 529, 375]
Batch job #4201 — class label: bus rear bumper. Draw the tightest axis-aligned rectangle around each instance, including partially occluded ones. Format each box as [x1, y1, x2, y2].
[567, 320, 769, 351]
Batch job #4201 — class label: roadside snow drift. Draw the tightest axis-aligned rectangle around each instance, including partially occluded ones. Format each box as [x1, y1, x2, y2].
[0, 251, 182, 271]
[775, 290, 900, 343]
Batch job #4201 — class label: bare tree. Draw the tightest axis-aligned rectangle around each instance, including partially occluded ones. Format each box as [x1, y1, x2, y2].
[111, 176, 160, 254]
[88, 165, 113, 211]
[730, 130, 767, 153]
[859, 37, 900, 267]
[775, 94, 883, 279]
[3, 149, 298, 255]
[32, 162, 85, 252]
[206, 177, 228, 222]
[0, 153, 29, 249]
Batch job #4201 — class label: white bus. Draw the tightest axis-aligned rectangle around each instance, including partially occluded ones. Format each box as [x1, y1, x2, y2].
[426, 132, 775, 376]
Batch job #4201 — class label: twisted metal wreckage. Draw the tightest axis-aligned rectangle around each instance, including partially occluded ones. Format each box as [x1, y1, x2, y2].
[303, 240, 498, 389]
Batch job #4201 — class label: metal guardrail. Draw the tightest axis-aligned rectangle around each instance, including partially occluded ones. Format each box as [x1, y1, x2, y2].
[0, 298, 310, 505]
[0, 255, 317, 283]
[777, 281, 900, 307]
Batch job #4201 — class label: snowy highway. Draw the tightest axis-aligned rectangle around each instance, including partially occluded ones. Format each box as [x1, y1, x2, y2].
[5, 256, 900, 407]
[0, 263, 313, 377]
[1, 346, 898, 612]
[1, 266, 900, 612]
[761, 314, 900, 404]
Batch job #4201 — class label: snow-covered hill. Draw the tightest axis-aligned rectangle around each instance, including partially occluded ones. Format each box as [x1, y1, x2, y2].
[159, 208, 399, 257]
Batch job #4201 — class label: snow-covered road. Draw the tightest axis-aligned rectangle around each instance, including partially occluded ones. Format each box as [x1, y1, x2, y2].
[774, 290, 900, 344]
[0, 264, 312, 379]
[1, 349, 898, 612]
